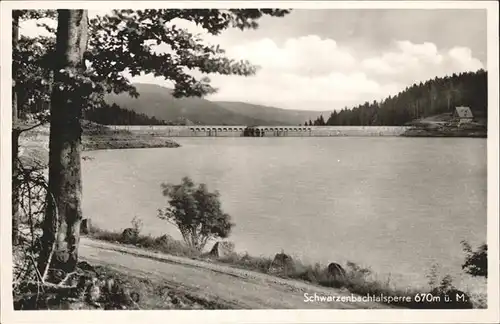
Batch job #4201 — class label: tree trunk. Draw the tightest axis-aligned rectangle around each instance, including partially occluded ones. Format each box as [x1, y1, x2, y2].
[39, 10, 89, 274]
[12, 12, 20, 246]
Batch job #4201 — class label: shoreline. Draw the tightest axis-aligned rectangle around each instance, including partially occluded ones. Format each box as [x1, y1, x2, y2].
[18, 129, 181, 168]
[86, 225, 486, 309]
[401, 127, 487, 138]
[82, 134, 181, 151]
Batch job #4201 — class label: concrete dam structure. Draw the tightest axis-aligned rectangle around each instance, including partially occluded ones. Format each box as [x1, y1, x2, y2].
[108, 125, 412, 137]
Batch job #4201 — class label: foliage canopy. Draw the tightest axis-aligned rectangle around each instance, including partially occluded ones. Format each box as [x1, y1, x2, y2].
[13, 9, 290, 121]
[461, 241, 487, 278]
[158, 177, 234, 250]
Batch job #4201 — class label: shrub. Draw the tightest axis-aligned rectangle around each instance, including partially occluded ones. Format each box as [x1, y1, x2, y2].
[461, 240, 487, 278]
[158, 177, 234, 251]
[131, 216, 143, 236]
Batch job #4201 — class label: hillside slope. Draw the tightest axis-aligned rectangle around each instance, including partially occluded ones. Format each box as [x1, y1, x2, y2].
[310, 70, 487, 127]
[105, 83, 255, 125]
[104, 83, 320, 126]
[215, 101, 326, 126]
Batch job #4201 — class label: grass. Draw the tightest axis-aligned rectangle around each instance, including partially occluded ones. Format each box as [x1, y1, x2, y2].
[216, 252, 426, 308]
[88, 226, 199, 258]
[87, 225, 484, 309]
[92, 266, 235, 310]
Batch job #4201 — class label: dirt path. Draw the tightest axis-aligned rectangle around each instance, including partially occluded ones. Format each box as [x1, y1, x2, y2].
[80, 238, 392, 309]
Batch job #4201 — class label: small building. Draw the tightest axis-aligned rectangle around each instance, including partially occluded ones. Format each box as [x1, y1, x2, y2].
[454, 106, 474, 125]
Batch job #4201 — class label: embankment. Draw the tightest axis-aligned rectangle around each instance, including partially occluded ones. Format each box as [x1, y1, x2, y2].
[402, 125, 487, 138]
[18, 124, 180, 168]
[86, 226, 486, 309]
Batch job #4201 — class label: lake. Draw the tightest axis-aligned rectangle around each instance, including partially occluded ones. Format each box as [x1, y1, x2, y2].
[82, 137, 487, 289]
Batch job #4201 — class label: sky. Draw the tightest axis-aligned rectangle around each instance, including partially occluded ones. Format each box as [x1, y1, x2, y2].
[19, 9, 487, 111]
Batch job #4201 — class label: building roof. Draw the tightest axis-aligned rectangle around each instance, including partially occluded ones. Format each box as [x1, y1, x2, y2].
[455, 106, 474, 118]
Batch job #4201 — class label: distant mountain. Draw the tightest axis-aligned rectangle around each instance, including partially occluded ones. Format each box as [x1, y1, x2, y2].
[104, 83, 324, 126]
[214, 101, 326, 126]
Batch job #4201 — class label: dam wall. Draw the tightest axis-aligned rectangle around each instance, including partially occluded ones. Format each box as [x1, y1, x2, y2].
[107, 125, 411, 137]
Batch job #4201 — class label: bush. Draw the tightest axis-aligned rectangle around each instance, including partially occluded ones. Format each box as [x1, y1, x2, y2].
[461, 241, 487, 278]
[158, 177, 234, 251]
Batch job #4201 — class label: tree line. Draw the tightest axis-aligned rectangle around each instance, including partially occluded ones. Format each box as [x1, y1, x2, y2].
[305, 70, 487, 126]
[84, 104, 168, 125]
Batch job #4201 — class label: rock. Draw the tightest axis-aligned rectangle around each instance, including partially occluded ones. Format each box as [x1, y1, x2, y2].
[121, 228, 138, 243]
[155, 234, 174, 245]
[268, 252, 295, 274]
[102, 277, 115, 296]
[209, 241, 235, 258]
[130, 291, 140, 303]
[46, 268, 65, 283]
[77, 261, 96, 273]
[326, 262, 347, 281]
[86, 278, 101, 304]
[81, 219, 91, 234]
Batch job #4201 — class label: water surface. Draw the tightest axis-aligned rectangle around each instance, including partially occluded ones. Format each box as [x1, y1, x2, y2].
[82, 137, 486, 288]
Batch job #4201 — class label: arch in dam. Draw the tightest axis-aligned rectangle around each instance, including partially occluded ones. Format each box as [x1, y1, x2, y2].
[131, 125, 411, 137]
[185, 125, 314, 134]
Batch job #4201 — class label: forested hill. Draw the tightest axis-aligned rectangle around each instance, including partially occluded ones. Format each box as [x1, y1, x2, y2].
[307, 70, 487, 126]
[84, 103, 170, 125]
[99, 83, 321, 126]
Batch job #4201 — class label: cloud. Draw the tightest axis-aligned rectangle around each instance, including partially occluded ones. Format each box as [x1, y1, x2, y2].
[360, 40, 484, 85]
[204, 37, 484, 111]
[447, 47, 484, 71]
[206, 69, 400, 111]
[227, 35, 357, 76]
[18, 15, 484, 112]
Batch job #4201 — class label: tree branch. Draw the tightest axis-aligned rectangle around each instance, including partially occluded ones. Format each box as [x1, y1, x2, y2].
[15, 120, 48, 134]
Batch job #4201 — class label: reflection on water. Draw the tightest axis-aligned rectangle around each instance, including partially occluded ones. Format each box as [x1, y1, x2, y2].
[82, 137, 486, 288]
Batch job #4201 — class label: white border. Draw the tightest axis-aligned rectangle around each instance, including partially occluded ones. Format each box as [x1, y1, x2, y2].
[1, 1, 499, 323]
